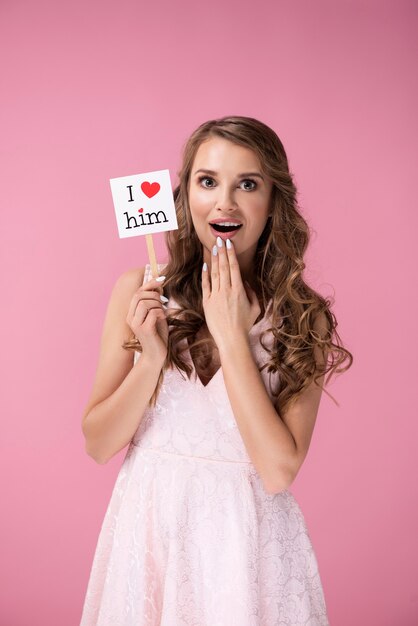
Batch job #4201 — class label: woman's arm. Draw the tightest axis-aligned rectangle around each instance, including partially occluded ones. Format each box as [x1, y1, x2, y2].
[218, 313, 328, 495]
[81, 268, 166, 464]
[82, 353, 165, 464]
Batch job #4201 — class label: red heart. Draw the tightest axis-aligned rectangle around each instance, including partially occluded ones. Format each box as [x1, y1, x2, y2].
[138, 208, 143, 212]
[141, 181, 160, 198]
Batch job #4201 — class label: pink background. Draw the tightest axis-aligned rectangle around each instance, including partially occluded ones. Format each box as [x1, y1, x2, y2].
[1, 0, 417, 624]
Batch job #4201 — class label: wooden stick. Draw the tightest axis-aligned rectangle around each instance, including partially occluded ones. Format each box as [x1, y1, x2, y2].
[145, 234, 159, 278]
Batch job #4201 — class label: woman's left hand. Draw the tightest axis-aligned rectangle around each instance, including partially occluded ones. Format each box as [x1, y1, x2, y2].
[201, 237, 261, 353]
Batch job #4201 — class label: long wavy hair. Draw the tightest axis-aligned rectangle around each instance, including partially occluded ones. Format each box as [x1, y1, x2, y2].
[123, 115, 353, 415]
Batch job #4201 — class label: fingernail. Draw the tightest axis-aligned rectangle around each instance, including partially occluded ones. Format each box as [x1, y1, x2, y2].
[203, 262, 208, 271]
[226, 238, 232, 249]
[156, 275, 166, 282]
[160, 295, 169, 303]
[212, 245, 218, 256]
[216, 236, 223, 248]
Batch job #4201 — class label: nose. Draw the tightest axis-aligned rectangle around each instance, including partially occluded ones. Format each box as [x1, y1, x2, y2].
[214, 185, 238, 212]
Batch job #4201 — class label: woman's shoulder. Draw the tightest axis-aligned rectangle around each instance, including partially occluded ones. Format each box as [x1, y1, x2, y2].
[115, 266, 147, 291]
[115, 263, 168, 291]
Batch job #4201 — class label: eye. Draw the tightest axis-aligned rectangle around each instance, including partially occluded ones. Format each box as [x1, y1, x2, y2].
[197, 176, 257, 191]
[198, 176, 215, 188]
[241, 178, 257, 191]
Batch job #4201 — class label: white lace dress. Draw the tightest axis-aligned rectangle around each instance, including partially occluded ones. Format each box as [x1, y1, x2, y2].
[80, 263, 329, 625]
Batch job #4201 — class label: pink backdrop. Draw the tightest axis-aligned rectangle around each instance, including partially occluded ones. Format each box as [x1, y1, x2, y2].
[1, 0, 417, 624]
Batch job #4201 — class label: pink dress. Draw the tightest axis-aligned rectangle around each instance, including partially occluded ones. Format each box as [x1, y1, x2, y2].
[80, 263, 329, 626]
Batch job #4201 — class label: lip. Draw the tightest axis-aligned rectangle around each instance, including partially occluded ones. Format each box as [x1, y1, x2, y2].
[209, 218, 242, 225]
[209, 224, 242, 240]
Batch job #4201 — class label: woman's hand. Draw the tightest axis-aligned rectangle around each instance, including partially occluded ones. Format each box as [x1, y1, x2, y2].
[126, 275, 169, 363]
[201, 237, 261, 353]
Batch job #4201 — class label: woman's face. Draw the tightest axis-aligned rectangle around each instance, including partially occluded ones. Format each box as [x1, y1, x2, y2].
[188, 137, 273, 277]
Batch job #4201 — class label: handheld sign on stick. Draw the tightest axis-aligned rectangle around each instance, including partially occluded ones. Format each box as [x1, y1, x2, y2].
[109, 169, 178, 278]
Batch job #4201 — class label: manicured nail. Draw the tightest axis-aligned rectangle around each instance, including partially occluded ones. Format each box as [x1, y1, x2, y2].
[203, 262, 208, 271]
[156, 275, 166, 282]
[160, 294, 169, 303]
[216, 236, 223, 248]
[226, 238, 232, 249]
[212, 245, 218, 256]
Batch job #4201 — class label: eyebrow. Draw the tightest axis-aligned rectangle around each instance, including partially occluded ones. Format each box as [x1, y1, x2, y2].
[193, 168, 264, 181]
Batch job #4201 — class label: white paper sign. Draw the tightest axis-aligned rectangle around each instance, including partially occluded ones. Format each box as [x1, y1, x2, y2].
[109, 169, 178, 239]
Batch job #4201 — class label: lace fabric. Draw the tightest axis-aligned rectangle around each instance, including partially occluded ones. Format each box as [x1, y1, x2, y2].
[80, 264, 329, 625]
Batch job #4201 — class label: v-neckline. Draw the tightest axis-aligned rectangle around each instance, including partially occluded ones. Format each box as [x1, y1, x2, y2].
[184, 301, 272, 390]
[143, 265, 272, 390]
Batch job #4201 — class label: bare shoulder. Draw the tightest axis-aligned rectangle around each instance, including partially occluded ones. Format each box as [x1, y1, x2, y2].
[106, 266, 149, 337]
[111, 262, 166, 305]
[114, 262, 168, 290]
[114, 266, 146, 295]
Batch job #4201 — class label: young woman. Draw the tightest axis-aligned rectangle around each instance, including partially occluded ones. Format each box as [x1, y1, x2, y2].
[80, 115, 352, 625]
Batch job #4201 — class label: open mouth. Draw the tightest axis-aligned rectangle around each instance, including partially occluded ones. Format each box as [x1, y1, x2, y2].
[210, 223, 242, 233]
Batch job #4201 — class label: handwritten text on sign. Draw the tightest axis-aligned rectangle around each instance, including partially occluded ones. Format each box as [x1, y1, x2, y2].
[109, 169, 178, 239]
